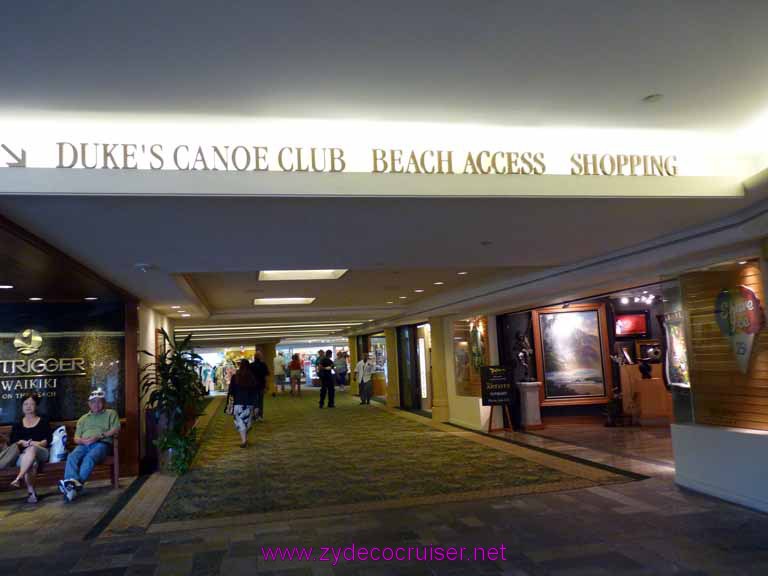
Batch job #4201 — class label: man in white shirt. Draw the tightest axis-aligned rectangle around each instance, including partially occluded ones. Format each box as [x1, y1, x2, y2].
[355, 354, 376, 405]
[273, 352, 286, 396]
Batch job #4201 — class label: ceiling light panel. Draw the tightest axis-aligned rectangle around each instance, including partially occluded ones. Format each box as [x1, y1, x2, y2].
[175, 322, 362, 332]
[253, 297, 316, 305]
[185, 332, 339, 341]
[258, 270, 347, 281]
[183, 328, 340, 337]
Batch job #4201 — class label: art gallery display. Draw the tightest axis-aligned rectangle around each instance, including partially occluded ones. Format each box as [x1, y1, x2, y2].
[532, 303, 612, 406]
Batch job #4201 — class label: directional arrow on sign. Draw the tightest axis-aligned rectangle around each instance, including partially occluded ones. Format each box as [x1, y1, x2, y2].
[1, 144, 27, 167]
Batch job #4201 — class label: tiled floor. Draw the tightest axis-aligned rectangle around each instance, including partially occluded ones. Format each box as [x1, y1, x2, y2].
[1, 398, 766, 575]
[493, 423, 675, 479]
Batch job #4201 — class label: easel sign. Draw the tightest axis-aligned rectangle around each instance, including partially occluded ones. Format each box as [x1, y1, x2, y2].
[481, 366, 515, 433]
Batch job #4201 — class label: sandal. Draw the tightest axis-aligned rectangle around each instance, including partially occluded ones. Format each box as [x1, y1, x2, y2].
[26, 492, 38, 504]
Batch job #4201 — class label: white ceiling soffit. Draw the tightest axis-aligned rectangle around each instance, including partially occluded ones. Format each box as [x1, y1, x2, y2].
[355, 197, 768, 330]
[0, 191, 767, 314]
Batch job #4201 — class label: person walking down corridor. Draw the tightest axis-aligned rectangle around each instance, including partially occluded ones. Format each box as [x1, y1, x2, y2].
[273, 352, 287, 395]
[250, 351, 270, 421]
[288, 353, 302, 396]
[228, 359, 258, 448]
[356, 354, 376, 405]
[334, 350, 348, 392]
[318, 349, 335, 408]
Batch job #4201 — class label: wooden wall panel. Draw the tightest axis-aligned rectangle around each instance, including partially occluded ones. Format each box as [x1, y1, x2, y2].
[681, 263, 768, 430]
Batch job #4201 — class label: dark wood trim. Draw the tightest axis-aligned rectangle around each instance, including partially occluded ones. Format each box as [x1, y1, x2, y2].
[532, 302, 613, 407]
[123, 302, 140, 476]
[0, 212, 138, 303]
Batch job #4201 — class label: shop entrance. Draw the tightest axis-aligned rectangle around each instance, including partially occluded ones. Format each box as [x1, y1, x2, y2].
[496, 280, 690, 469]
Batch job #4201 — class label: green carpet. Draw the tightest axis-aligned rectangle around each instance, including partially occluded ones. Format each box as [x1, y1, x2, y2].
[154, 393, 607, 522]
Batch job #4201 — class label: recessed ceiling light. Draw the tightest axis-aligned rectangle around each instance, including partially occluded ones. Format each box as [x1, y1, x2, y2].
[386, 301, 394, 304]
[29, 297, 43, 301]
[84, 297, 99, 301]
[399, 296, 408, 299]
[253, 297, 316, 305]
[739, 260, 748, 265]
[620, 297, 629, 305]
[414, 289, 425, 293]
[433, 281, 444, 286]
[642, 93, 663, 103]
[181, 313, 191, 317]
[367, 319, 374, 322]
[457, 271, 468, 276]
[642, 290, 648, 294]
[0, 285, 13, 290]
[133, 263, 155, 273]
[171, 305, 181, 309]
[258, 270, 347, 281]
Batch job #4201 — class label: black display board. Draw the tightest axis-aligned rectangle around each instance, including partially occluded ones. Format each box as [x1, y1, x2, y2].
[480, 365, 515, 406]
[0, 303, 125, 424]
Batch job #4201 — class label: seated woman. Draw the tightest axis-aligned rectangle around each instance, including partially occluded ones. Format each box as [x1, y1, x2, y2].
[9, 392, 51, 503]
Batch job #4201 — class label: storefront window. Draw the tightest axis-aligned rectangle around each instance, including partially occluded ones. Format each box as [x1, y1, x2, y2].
[453, 316, 488, 396]
[369, 334, 387, 380]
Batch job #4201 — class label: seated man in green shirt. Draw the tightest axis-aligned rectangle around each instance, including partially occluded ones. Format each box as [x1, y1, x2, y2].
[59, 387, 120, 502]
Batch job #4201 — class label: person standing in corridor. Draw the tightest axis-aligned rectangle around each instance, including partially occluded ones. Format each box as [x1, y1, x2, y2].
[318, 349, 335, 408]
[249, 350, 270, 421]
[273, 351, 286, 396]
[288, 353, 302, 396]
[355, 353, 375, 405]
[334, 350, 348, 392]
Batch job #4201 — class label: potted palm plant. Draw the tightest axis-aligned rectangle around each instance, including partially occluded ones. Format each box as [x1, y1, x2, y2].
[141, 329, 206, 474]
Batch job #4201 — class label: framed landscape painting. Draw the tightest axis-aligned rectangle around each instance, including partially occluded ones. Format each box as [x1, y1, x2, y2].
[532, 303, 612, 406]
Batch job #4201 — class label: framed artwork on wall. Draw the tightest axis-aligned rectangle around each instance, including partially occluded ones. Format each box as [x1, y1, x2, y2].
[636, 339, 662, 363]
[532, 303, 612, 406]
[614, 311, 650, 338]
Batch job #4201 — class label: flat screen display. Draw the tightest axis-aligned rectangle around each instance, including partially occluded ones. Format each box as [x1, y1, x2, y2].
[615, 313, 648, 337]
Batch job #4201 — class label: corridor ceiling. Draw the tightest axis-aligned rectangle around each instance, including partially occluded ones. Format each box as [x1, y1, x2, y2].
[1, 2, 767, 130]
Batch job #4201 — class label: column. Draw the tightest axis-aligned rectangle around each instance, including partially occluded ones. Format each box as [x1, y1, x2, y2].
[428, 317, 450, 422]
[254, 340, 279, 394]
[348, 336, 359, 396]
[384, 327, 399, 406]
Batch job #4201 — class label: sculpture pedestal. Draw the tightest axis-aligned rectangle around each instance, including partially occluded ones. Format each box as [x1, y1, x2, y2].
[518, 381, 544, 430]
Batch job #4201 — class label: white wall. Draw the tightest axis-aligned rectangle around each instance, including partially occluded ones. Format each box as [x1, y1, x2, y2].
[138, 304, 173, 458]
[672, 423, 768, 512]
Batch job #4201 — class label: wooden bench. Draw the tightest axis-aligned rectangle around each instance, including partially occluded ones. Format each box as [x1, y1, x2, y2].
[0, 420, 121, 490]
